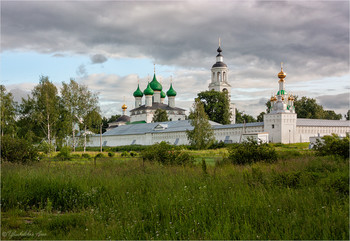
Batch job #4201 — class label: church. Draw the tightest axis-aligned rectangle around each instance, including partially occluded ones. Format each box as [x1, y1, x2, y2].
[86, 43, 349, 147]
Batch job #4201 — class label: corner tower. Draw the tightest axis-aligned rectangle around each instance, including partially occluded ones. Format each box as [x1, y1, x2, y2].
[208, 40, 236, 123]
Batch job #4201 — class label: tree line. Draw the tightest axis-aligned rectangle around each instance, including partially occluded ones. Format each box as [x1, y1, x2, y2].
[1, 76, 102, 152]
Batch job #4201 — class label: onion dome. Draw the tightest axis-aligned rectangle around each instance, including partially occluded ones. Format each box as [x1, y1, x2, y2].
[288, 95, 295, 101]
[150, 74, 162, 91]
[166, 83, 177, 97]
[278, 62, 286, 80]
[270, 96, 275, 102]
[212, 43, 228, 68]
[161, 90, 166, 98]
[277, 90, 287, 95]
[133, 84, 143, 97]
[122, 103, 127, 110]
[143, 82, 154, 96]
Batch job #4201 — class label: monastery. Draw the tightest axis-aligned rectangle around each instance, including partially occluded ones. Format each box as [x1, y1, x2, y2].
[86, 44, 350, 146]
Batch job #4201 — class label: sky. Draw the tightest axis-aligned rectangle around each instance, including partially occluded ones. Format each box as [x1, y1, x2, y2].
[1, 0, 349, 119]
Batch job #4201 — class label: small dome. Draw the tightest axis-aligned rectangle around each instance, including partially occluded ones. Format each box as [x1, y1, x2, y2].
[166, 83, 177, 97]
[217, 46, 222, 53]
[161, 90, 166, 98]
[144, 82, 154, 96]
[122, 104, 127, 110]
[133, 84, 143, 97]
[278, 70, 286, 79]
[150, 74, 162, 91]
[288, 95, 295, 101]
[212, 62, 227, 68]
[277, 90, 287, 96]
[270, 96, 275, 102]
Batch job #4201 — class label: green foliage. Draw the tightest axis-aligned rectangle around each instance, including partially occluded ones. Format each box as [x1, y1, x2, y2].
[235, 109, 257, 123]
[345, 110, 350, 120]
[95, 153, 104, 158]
[121, 151, 130, 157]
[56, 146, 72, 161]
[228, 139, 277, 165]
[81, 153, 91, 159]
[0, 85, 17, 136]
[196, 90, 231, 124]
[129, 151, 138, 157]
[152, 109, 169, 122]
[187, 98, 215, 149]
[39, 141, 55, 155]
[257, 111, 265, 122]
[142, 141, 194, 165]
[108, 152, 115, 157]
[314, 134, 349, 159]
[201, 158, 207, 174]
[0, 135, 39, 164]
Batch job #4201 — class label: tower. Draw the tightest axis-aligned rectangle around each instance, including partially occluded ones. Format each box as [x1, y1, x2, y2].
[167, 82, 177, 108]
[264, 64, 297, 143]
[208, 40, 236, 123]
[150, 65, 162, 103]
[122, 97, 127, 115]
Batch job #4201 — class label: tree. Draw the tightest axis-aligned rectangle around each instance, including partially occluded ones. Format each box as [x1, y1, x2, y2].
[345, 110, 350, 120]
[0, 85, 17, 137]
[197, 90, 231, 124]
[186, 98, 215, 149]
[61, 79, 99, 151]
[235, 109, 257, 124]
[152, 109, 168, 122]
[31, 76, 60, 150]
[257, 112, 265, 122]
[82, 109, 102, 152]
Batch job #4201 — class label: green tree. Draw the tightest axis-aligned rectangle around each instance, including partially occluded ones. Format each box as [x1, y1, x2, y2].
[235, 109, 257, 124]
[31, 76, 60, 149]
[0, 85, 17, 137]
[82, 109, 102, 152]
[61, 79, 99, 151]
[186, 98, 215, 149]
[197, 90, 231, 124]
[257, 112, 265, 122]
[17, 97, 41, 143]
[152, 109, 169, 122]
[345, 110, 350, 120]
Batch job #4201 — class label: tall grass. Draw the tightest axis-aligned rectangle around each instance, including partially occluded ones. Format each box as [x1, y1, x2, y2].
[1, 154, 348, 240]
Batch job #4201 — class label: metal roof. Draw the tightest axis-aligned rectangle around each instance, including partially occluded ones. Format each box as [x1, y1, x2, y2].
[213, 122, 264, 130]
[103, 120, 221, 136]
[296, 118, 350, 127]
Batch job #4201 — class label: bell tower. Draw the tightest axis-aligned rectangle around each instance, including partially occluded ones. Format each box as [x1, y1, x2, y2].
[208, 39, 236, 123]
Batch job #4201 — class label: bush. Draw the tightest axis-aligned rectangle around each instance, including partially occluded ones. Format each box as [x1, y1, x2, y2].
[0, 135, 39, 164]
[314, 134, 349, 159]
[95, 153, 104, 158]
[56, 146, 72, 161]
[108, 152, 115, 157]
[142, 141, 194, 166]
[38, 141, 55, 155]
[121, 151, 130, 157]
[129, 151, 138, 157]
[81, 153, 91, 159]
[228, 139, 277, 165]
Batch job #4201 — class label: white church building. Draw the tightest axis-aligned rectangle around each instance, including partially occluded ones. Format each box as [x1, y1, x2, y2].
[86, 44, 349, 147]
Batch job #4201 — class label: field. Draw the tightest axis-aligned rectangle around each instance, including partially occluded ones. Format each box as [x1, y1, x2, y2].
[1, 145, 349, 240]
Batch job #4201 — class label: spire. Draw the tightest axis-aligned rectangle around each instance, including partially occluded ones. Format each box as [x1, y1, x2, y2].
[154, 63, 156, 74]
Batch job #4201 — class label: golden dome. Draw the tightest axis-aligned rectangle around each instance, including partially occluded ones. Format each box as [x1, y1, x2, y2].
[274, 96, 277, 101]
[288, 95, 295, 101]
[278, 62, 286, 80]
[270, 96, 275, 102]
[122, 104, 127, 110]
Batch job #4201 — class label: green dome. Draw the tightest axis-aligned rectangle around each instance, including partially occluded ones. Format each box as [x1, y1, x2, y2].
[166, 83, 177, 97]
[160, 90, 166, 98]
[133, 84, 143, 97]
[150, 74, 162, 91]
[144, 82, 154, 96]
[277, 90, 287, 95]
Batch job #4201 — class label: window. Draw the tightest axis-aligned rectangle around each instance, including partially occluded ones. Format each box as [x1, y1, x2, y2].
[272, 124, 274, 129]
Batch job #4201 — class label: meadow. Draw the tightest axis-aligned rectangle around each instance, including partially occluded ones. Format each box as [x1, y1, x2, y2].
[1, 144, 349, 240]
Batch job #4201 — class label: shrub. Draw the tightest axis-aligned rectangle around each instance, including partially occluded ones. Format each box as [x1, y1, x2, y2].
[81, 153, 91, 159]
[314, 134, 349, 159]
[108, 152, 115, 157]
[142, 141, 194, 166]
[95, 153, 104, 158]
[129, 151, 138, 157]
[0, 135, 39, 164]
[228, 139, 277, 165]
[121, 151, 130, 157]
[56, 146, 72, 161]
[38, 141, 55, 155]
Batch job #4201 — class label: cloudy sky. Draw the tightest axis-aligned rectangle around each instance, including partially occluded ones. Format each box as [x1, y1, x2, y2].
[1, 0, 349, 118]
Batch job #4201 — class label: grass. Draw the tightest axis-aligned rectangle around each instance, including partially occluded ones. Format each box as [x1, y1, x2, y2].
[1, 146, 349, 240]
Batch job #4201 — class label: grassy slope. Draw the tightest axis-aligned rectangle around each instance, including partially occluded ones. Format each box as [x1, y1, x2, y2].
[1, 146, 349, 240]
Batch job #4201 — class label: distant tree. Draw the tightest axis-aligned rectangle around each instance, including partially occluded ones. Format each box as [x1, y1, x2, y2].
[323, 110, 342, 120]
[108, 114, 121, 123]
[235, 109, 257, 124]
[197, 90, 231, 124]
[61, 79, 99, 151]
[345, 110, 350, 120]
[82, 109, 102, 152]
[186, 98, 215, 149]
[0, 85, 17, 137]
[257, 112, 265, 122]
[152, 109, 169, 122]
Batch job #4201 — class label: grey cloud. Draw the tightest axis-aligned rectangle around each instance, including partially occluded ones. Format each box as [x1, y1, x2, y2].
[2, 1, 349, 80]
[317, 93, 350, 110]
[91, 54, 108, 64]
[52, 53, 65, 57]
[76, 64, 87, 76]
